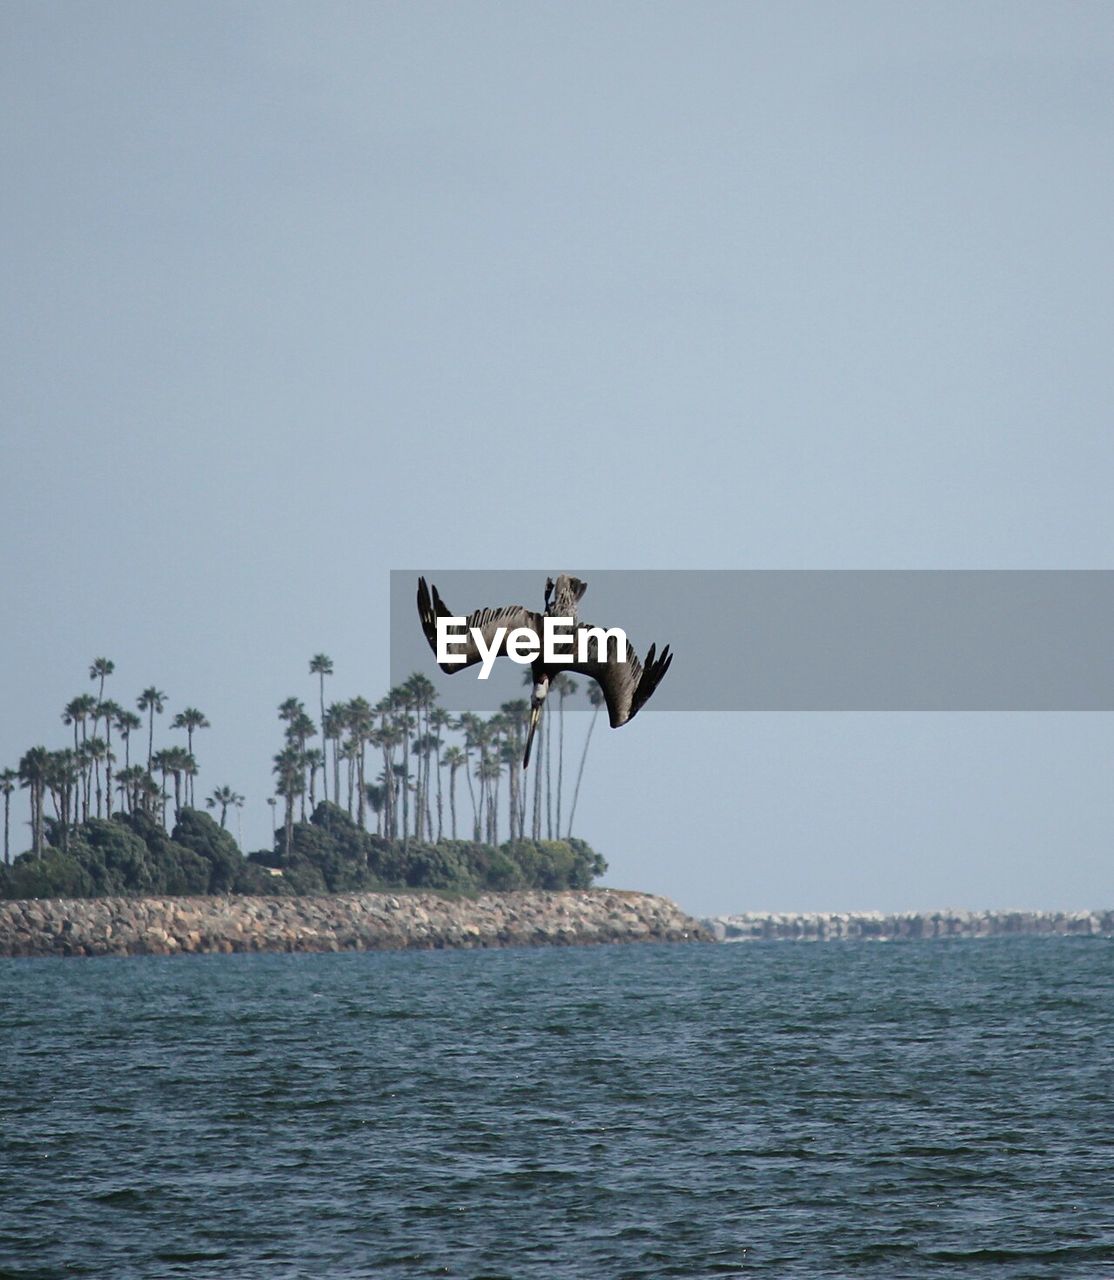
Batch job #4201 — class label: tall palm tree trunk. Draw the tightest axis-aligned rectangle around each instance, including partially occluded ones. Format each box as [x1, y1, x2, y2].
[104, 725, 113, 818]
[464, 744, 479, 840]
[34, 782, 44, 858]
[532, 728, 543, 840]
[545, 710, 553, 838]
[448, 768, 458, 839]
[59, 784, 70, 853]
[433, 742, 443, 841]
[401, 725, 411, 852]
[567, 701, 601, 837]
[319, 675, 328, 803]
[556, 697, 565, 837]
[490, 771, 500, 846]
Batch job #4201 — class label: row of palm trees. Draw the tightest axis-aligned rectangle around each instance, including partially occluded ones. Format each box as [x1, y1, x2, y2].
[3, 652, 608, 866]
[3, 658, 242, 863]
[269, 658, 605, 856]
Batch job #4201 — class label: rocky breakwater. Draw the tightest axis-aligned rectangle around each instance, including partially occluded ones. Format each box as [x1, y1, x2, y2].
[704, 909, 1114, 942]
[0, 889, 710, 958]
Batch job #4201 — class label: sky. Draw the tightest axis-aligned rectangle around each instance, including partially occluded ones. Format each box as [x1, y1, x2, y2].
[2, 1, 1113, 917]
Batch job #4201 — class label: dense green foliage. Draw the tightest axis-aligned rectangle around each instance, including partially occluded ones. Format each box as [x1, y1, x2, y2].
[0, 803, 607, 901]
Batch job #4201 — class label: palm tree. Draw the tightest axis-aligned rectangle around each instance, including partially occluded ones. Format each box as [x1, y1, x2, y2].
[62, 693, 97, 819]
[309, 654, 333, 802]
[499, 700, 528, 840]
[171, 708, 210, 804]
[97, 699, 122, 817]
[115, 765, 146, 814]
[429, 707, 452, 840]
[62, 693, 96, 753]
[553, 674, 578, 838]
[272, 745, 303, 856]
[411, 734, 439, 841]
[133, 770, 162, 818]
[18, 747, 49, 858]
[1, 768, 16, 864]
[206, 785, 245, 830]
[89, 657, 115, 789]
[347, 698, 373, 830]
[372, 719, 402, 836]
[478, 755, 503, 845]
[89, 659, 114, 781]
[161, 747, 193, 819]
[137, 687, 167, 768]
[278, 698, 313, 820]
[157, 747, 191, 820]
[405, 673, 437, 840]
[278, 696, 305, 728]
[182, 752, 198, 811]
[365, 783, 386, 835]
[85, 737, 110, 818]
[89, 657, 114, 703]
[288, 712, 316, 819]
[457, 711, 483, 841]
[150, 748, 173, 827]
[304, 747, 325, 810]
[44, 750, 79, 853]
[115, 708, 142, 771]
[389, 687, 416, 849]
[339, 737, 358, 817]
[567, 681, 604, 837]
[441, 746, 465, 840]
[267, 796, 277, 838]
[323, 702, 347, 806]
[471, 716, 499, 844]
[74, 740, 94, 823]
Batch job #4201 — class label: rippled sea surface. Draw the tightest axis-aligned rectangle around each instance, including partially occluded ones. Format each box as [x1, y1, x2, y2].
[2, 937, 1113, 1278]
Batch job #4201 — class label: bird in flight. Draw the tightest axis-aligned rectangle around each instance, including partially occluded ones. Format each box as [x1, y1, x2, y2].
[416, 573, 673, 768]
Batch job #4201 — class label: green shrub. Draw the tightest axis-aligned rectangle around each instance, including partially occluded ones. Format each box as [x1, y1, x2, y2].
[171, 808, 244, 893]
[1, 851, 96, 900]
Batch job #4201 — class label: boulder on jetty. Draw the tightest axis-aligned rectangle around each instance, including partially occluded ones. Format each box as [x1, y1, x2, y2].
[0, 889, 710, 959]
[703, 909, 1114, 941]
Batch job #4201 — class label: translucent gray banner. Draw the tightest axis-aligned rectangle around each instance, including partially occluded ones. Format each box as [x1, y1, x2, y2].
[390, 570, 1114, 711]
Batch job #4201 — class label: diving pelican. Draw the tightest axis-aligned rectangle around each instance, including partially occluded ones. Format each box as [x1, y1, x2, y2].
[416, 573, 673, 768]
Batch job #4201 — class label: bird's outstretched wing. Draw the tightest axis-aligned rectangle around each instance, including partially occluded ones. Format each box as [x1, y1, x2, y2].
[565, 624, 673, 727]
[417, 577, 542, 675]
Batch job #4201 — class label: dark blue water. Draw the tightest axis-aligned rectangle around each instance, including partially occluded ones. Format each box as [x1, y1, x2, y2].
[2, 937, 1112, 1278]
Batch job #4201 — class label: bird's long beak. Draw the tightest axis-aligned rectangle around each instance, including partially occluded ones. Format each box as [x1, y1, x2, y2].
[523, 703, 542, 770]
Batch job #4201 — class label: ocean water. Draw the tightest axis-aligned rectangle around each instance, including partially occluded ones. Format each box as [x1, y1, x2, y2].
[2, 937, 1112, 1279]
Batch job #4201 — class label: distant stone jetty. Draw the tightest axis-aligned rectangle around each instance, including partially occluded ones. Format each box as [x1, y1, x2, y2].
[0, 889, 710, 958]
[704, 909, 1114, 942]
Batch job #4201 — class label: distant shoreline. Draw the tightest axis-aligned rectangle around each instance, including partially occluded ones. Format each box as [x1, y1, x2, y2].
[0, 889, 710, 959]
[704, 909, 1114, 941]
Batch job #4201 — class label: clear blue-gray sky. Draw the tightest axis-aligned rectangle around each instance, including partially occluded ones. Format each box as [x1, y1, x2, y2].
[3, 2, 1112, 917]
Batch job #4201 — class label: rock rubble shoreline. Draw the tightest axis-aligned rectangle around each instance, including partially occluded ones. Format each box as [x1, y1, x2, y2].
[0, 889, 710, 959]
[704, 909, 1114, 941]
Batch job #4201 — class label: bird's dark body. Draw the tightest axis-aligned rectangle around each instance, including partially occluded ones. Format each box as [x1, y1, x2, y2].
[416, 574, 672, 768]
